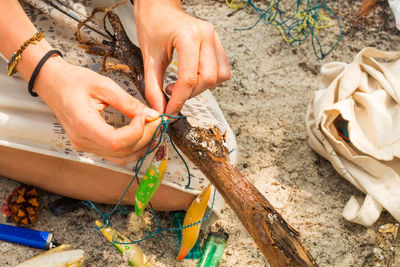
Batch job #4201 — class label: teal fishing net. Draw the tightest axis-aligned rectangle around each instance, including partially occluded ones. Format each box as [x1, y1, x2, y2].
[84, 115, 216, 245]
[226, 0, 342, 59]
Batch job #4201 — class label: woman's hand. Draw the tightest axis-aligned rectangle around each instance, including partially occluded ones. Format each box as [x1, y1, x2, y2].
[0, 2, 160, 166]
[134, 0, 231, 115]
[34, 56, 161, 165]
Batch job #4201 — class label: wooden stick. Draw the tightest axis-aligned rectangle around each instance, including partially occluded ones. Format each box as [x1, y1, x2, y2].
[75, 8, 318, 267]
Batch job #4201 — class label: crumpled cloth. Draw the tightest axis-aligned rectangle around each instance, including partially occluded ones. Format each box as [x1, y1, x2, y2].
[306, 47, 400, 226]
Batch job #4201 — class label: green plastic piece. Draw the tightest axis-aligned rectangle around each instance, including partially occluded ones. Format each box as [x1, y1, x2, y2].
[135, 165, 162, 216]
[198, 232, 228, 267]
[135, 144, 167, 217]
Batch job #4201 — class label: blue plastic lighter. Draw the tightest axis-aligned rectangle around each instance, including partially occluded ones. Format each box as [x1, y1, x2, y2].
[0, 223, 56, 250]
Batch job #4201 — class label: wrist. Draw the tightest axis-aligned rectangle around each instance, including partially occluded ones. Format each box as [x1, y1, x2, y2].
[14, 38, 54, 82]
[32, 52, 65, 97]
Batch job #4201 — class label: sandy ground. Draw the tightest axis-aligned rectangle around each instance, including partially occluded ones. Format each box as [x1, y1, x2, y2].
[2, 0, 400, 266]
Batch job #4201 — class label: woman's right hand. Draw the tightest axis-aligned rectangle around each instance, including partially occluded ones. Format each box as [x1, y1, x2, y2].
[33, 55, 161, 165]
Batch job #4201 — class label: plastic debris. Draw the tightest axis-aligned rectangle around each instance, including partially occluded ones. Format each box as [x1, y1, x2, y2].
[48, 197, 82, 216]
[177, 185, 211, 260]
[16, 244, 84, 267]
[373, 223, 398, 267]
[389, 0, 400, 31]
[95, 220, 153, 267]
[135, 142, 168, 217]
[173, 212, 201, 260]
[198, 232, 229, 267]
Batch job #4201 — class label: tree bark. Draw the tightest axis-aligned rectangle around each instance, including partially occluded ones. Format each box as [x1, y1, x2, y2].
[76, 8, 318, 267]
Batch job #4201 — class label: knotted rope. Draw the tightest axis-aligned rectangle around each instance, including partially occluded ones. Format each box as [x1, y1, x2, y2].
[83, 114, 216, 244]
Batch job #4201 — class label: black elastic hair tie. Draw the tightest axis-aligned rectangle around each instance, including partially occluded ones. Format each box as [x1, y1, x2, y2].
[28, 49, 63, 97]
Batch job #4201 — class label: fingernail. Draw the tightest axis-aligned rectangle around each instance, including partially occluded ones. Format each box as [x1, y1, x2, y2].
[144, 107, 160, 120]
[165, 83, 174, 95]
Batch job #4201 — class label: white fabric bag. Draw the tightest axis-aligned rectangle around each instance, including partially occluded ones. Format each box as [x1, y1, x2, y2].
[306, 47, 400, 226]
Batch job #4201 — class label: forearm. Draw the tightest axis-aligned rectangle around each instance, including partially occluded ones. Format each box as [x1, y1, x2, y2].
[133, 0, 182, 17]
[0, 1, 54, 82]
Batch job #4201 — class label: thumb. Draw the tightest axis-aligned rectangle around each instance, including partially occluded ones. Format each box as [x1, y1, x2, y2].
[97, 79, 160, 122]
[144, 57, 166, 113]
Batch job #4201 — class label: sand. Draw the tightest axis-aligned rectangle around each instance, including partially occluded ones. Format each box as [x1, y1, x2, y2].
[1, 0, 400, 266]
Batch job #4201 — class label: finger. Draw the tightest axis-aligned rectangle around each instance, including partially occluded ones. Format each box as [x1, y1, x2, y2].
[71, 109, 161, 157]
[214, 32, 231, 84]
[96, 120, 161, 157]
[95, 102, 108, 112]
[102, 133, 161, 166]
[165, 82, 174, 96]
[96, 78, 160, 122]
[102, 145, 149, 166]
[126, 117, 162, 153]
[165, 35, 200, 115]
[99, 117, 162, 156]
[189, 37, 218, 98]
[69, 135, 102, 153]
[74, 134, 158, 158]
[144, 56, 167, 113]
[81, 111, 145, 153]
[70, 137, 136, 158]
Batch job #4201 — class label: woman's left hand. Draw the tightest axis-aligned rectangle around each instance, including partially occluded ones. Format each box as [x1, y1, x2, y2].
[134, 0, 231, 115]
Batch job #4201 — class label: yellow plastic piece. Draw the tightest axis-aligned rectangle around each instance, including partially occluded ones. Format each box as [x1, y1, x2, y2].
[95, 220, 153, 267]
[177, 185, 211, 260]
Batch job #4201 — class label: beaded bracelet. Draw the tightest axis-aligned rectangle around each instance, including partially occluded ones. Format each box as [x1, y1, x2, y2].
[7, 30, 45, 76]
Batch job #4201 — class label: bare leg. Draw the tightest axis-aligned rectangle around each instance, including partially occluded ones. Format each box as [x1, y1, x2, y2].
[0, 145, 195, 211]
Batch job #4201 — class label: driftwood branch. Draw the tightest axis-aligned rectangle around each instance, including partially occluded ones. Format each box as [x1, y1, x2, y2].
[75, 6, 318, 267]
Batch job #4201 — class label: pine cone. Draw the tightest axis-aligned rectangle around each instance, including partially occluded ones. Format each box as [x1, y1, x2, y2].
[8, 185, 40, 226]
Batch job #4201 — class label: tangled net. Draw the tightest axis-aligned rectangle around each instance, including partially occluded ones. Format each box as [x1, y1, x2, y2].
[226, 0, 342, 59]
[84, 115, 216, 245]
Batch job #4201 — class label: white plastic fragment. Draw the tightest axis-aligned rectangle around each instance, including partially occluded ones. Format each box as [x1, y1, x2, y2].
[16, 244, 84, 267]
[388, 0, 400, 30]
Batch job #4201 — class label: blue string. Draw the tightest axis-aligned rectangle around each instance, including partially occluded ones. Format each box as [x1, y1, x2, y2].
[232, 0, 342, 60]
[83, 114, 215, 245]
